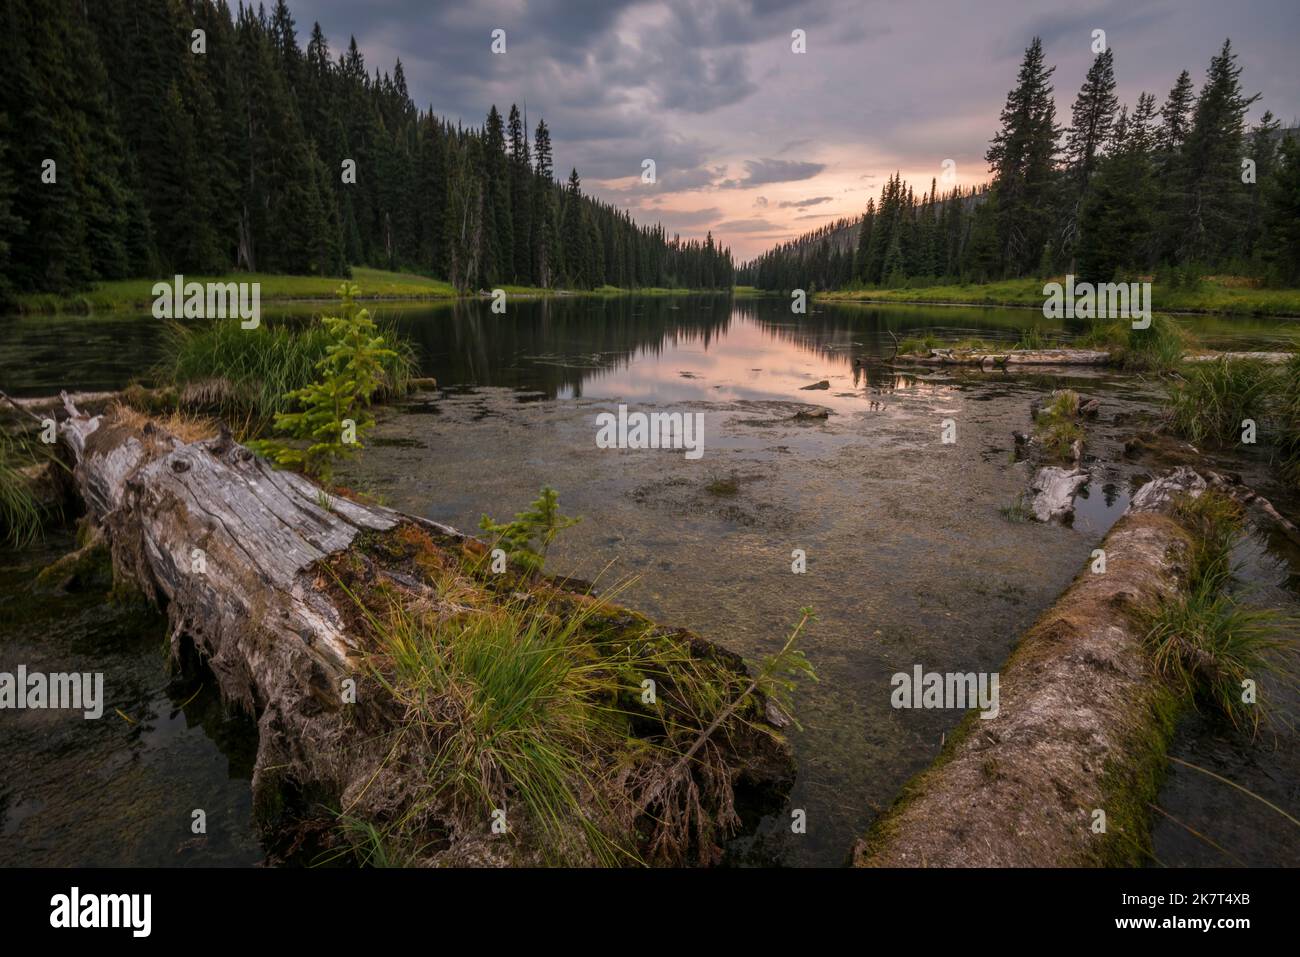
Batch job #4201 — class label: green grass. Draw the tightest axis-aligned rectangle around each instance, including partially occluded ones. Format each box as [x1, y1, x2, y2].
[998, 494, 1034, 523]
[0, 432, 46, 549]
[15, 268, 720, 314]
[1144, 492, 1295, 734]
[1166, 357, 1277, 446]
[1275, 353, 1300, 487]
[817, 275, 1300, 317]
[159, 314, 415, 420]
[1077, 313, 1190, 372]
[1034, 390, 1084, 461]
[17, 267, 459, 314]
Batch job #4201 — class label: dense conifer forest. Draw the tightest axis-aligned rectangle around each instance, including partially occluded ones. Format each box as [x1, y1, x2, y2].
[739, 38, 1300, 292]
[0, 0, 735, 303]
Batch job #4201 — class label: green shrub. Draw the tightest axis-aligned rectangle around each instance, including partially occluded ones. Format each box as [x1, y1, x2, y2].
[249, 284, 400, 478]
[479, 486, 580, 575]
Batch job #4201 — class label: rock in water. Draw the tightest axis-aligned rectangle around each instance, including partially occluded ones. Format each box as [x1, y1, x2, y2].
[1027, 466, 1088, 523]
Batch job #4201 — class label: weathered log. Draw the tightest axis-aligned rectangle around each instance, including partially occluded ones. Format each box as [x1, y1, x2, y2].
[55, 397, 791, 866]
[852, 468, 1209, 867]
[904, 348, 1114, 368]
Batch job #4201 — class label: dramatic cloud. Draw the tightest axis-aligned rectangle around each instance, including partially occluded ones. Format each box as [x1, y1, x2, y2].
[289, 0, 1300, 259]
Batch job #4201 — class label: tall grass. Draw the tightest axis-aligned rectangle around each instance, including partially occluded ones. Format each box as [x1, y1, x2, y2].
[1077, 314, 1189, 372]
[159, 317, 415, 419]
[1166, 357, 1276, 445]
[1275, 352, 1300, 486]
[0, 432, 45, 549]
[1144, 491, 1295, 733]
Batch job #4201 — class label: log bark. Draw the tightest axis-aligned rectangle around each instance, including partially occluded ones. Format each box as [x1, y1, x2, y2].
[852, 468, 1209, 867]
[55, 397, 791, 865]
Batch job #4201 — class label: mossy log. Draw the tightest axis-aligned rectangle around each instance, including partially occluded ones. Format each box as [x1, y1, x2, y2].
[55, 395, 791, 866]
[853, 467, 1211, 867]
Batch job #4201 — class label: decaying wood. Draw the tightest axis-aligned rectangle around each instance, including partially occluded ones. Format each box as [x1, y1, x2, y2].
[54, 396, 790, 865]
[902, 348, 1114, 368]
[853, 467, 1210, 867]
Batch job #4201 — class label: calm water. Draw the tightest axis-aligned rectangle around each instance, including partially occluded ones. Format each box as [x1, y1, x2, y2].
[2, 294, 1297, 867]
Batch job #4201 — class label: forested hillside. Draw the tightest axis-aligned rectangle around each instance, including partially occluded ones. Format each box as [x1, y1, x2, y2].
[740, 38, 1299, 291]
[0, 0, 734, 302]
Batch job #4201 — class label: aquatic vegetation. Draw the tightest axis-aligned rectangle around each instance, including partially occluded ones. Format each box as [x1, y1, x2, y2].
[1014, 326, 1050, 350]
[1076, 313, 1189, 372]
[998, 493, 1035, 523]
[1275, 352, 1300, 487]
[1033, 389, 1085, 462]
[1165, 357, 1277, 446]
[1144, 491, 1295, 734]
[0, 432, 46, 549]
[895, 334, 939, 355]
[479, 485, 580, 575]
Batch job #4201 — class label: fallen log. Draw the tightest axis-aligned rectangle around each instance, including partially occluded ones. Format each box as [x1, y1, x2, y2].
[853, 468, 1211, 867]
[54, 397, 792, 866]
[903, 348, 1114, 368]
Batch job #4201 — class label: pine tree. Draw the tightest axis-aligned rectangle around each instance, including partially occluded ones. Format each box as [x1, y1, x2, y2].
[1062, 49, 1118, 263]
[1172, 40, 1259, 264]
[985, 37, 1061, 277]
[1158, 69, 1196, 152]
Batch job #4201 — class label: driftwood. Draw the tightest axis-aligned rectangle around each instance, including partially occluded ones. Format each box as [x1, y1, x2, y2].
[53, 396, 790, 866]
[903, 348, 1114, 368]
[853, 468, 1210, 867]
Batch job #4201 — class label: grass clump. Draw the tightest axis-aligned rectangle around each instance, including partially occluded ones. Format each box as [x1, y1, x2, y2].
[1033, 389, 1084, 462]
[1015, 326, 1050, 350]
[0, 431, 47, 549]
[160, 295, 414, 422]
[325, 522, 815, 867]
[1143, 491, 1295, 734]
[1077, 314, 1189, 372]
[1166, 357, 1276, 446]
[999, 493, 1034, 523]
[1273, 352, 1300, 486]
[896, 333, 939, 356]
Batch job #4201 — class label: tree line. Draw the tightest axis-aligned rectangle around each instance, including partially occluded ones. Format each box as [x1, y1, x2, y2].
[740, 38, 1299, 291]
[0, 0, 734, 303]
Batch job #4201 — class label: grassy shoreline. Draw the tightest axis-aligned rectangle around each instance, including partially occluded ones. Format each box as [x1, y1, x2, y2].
[812, 277, 1300, 318]
[13, 267, 725, 315]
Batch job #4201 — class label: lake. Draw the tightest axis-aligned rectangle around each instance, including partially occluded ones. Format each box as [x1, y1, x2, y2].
[2, 293, 1297, 867]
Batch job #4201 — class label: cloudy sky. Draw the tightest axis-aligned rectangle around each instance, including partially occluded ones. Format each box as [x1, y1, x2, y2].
[289, 0, 1300, 261]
